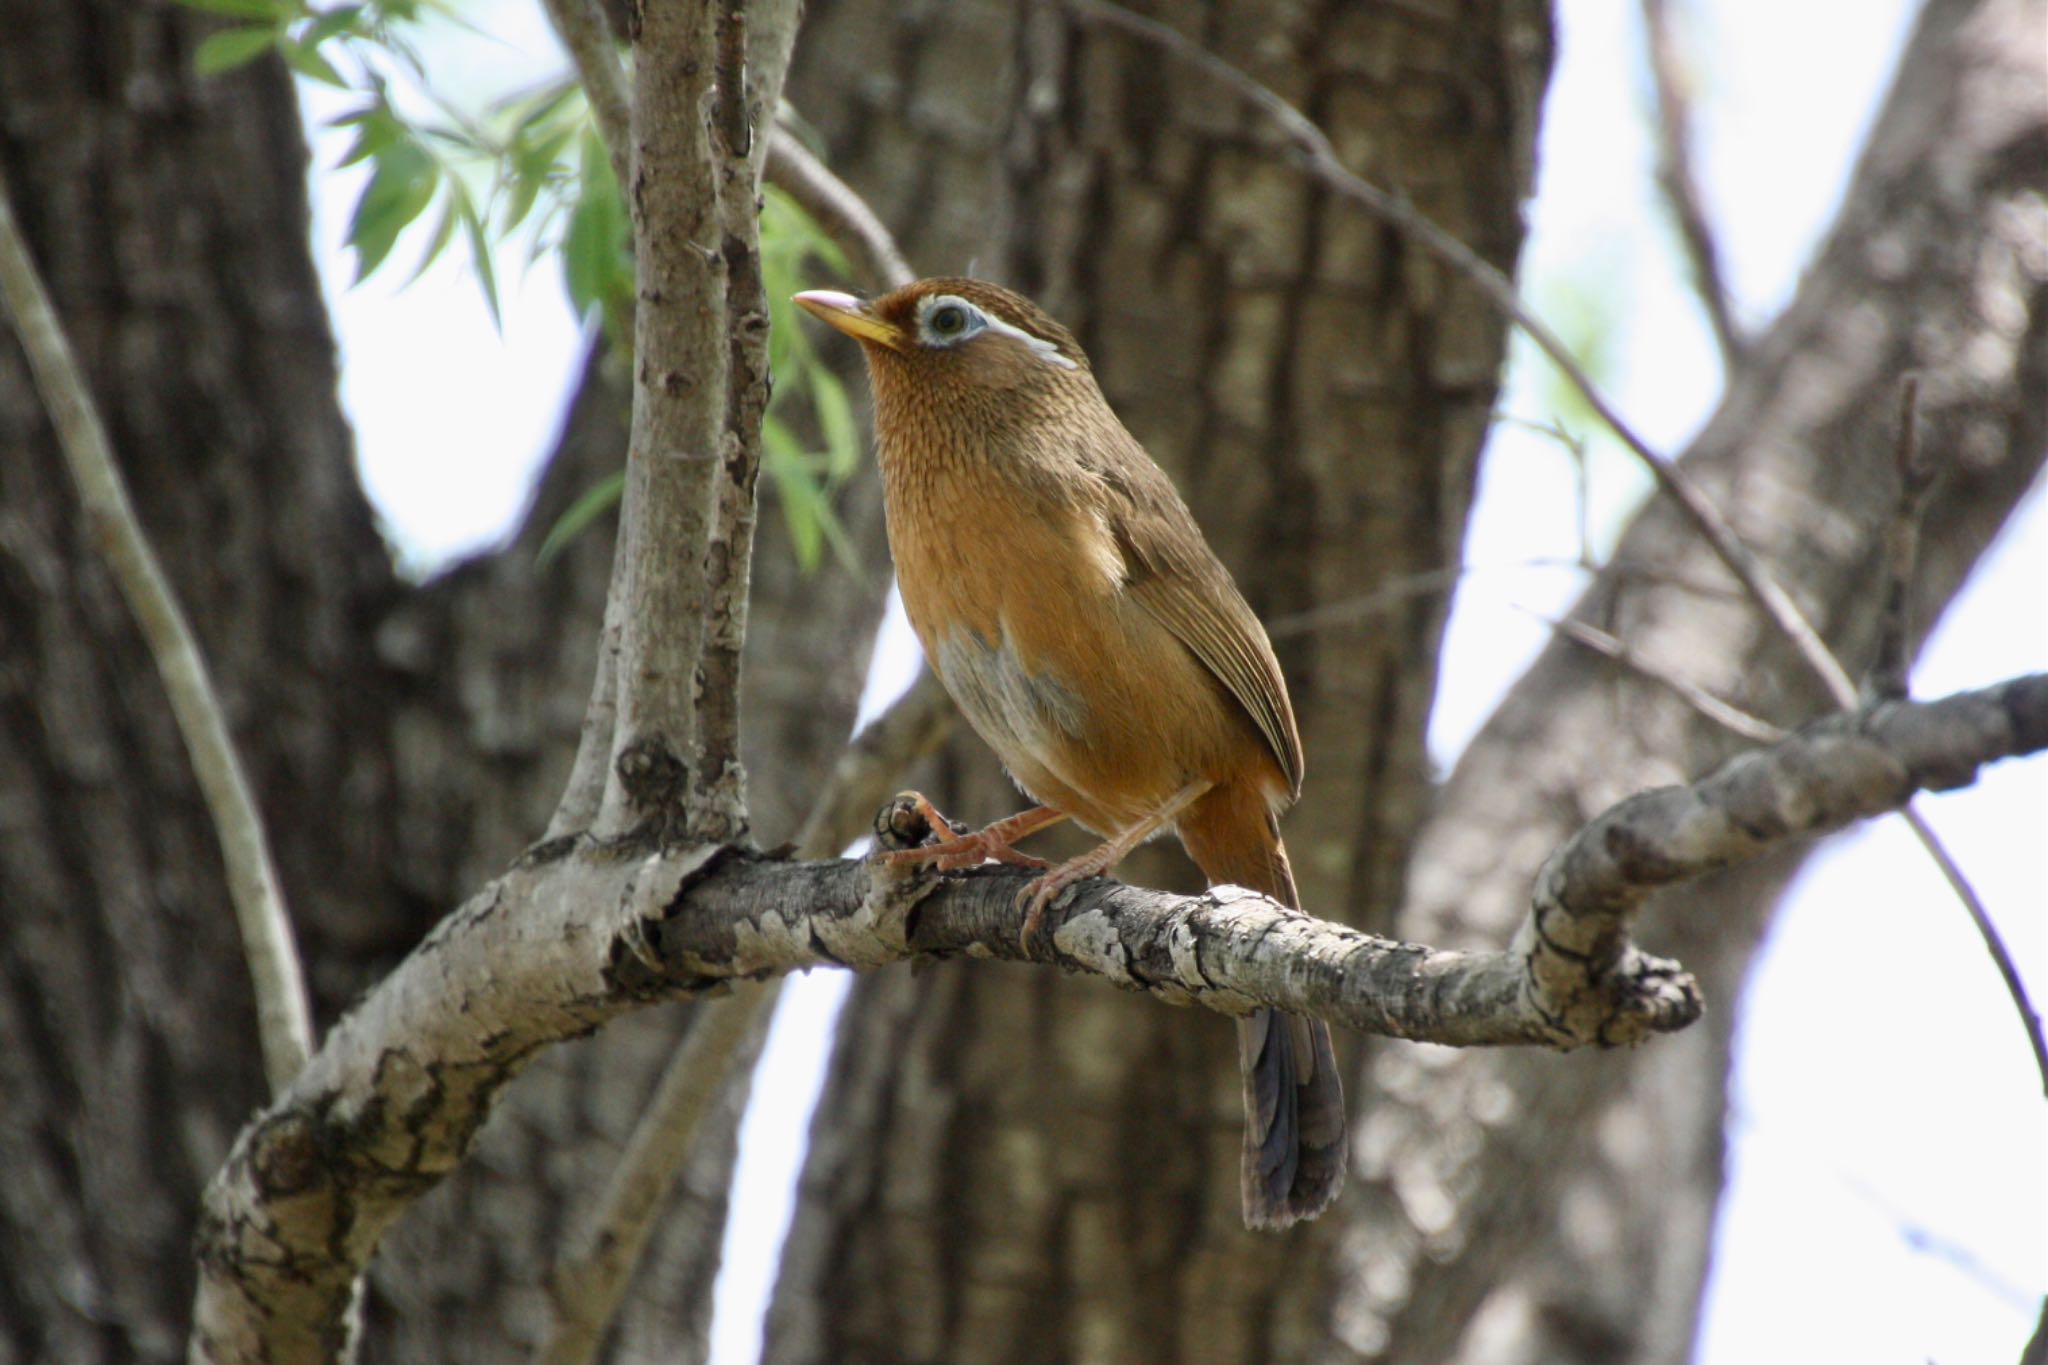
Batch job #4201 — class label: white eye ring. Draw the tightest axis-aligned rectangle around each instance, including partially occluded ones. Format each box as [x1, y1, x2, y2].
[916, 293, 1078, 370]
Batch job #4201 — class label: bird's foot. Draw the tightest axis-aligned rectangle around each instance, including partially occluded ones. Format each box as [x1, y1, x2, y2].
[882, 795, 1062, 872]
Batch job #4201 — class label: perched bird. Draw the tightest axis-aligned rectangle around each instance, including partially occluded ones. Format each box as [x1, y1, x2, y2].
[795, 278, 1345, 1230]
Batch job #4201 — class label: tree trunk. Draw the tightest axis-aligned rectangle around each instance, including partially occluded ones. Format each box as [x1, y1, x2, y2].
[0, 3, 891, 1359]
[768, 2, 1549, 1360]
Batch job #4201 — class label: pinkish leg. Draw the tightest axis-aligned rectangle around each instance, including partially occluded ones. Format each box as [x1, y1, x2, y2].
[885, 796, 1067, 872]
[1018, 780, 1212, 949]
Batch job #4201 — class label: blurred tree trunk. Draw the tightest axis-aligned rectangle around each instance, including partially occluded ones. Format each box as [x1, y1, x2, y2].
[767, 2, 1549, 1361]
[0, 2, 889, 1360]
[768, 1, 2045, 1363]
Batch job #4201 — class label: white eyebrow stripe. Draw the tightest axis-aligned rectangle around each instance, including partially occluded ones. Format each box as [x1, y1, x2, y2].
[980, 311, 1079, 369]
[919, 293, 1078, 370]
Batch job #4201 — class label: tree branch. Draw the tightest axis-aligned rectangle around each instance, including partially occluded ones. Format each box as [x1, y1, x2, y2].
[764, 127, 918, 292]
[693, 0, 779, 838]
[189, 674, 2044, 1356]
[538, 0, 631, 192]
[1639, 0, 1747, 369]
[601, 0, 728, 835]
[0, 165, 313, 1093]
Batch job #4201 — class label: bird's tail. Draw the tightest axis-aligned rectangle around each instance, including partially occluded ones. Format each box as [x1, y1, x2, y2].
[1178, 793, 1347, 1230]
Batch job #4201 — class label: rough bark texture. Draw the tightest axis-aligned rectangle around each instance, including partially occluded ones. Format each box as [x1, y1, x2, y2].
[0, 2, 890, 1360]
[0, 11, 390, 1360]
[768, 2, 1549, 1361]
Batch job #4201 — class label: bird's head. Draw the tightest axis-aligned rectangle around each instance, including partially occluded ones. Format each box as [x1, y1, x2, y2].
[794, 278, 1090, 404]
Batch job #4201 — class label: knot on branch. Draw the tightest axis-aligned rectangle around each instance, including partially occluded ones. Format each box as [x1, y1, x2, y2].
[1596, 949, 1704, 1045]
[616, 737, 689, 817]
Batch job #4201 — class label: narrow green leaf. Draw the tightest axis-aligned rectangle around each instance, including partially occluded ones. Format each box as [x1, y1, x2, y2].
[301, 5, 365, 45]
[278, 35, 347, 87]
[404, 197, 458, 285]
[535, 471, 625, 569]
[453, 188, 502, 330]
[193, 24, 281, 75]
[177, 0, 291, 20]
[810, 368, 860, 480]
[562, 127, 628, 328]
[346, 139, 438, 281]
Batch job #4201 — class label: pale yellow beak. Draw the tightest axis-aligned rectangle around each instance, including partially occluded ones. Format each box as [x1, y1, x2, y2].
[793, 289, 908, 351]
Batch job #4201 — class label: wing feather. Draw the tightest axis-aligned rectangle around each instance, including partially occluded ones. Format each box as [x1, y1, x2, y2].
[1094, 443, 1304, 798]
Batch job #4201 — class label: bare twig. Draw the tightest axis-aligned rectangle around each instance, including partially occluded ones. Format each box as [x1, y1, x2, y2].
[1863, 378, 2042, 1091]
[792, 668, 958, 859]
[765, 128, 918, 292]
[0, 168, 312, 1092]
[539, 982, 778, 1365]
[1870, 375, 1931, 702]
[1536, 610, 1786, 745]
[538, 0, 630, 192]
[1903, 803, 2048, 1095]
[1639, 0, 1747, 369]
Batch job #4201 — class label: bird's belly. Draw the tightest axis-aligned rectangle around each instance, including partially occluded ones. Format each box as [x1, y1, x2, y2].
[930, 627, 1099, 815]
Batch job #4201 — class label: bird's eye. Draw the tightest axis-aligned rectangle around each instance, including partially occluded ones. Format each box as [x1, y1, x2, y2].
[928, 303, 970, 336]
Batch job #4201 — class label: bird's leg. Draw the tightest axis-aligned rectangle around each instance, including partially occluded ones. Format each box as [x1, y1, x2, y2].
[885, 795, 1068, 872]
[1019, 779, 1212, 949]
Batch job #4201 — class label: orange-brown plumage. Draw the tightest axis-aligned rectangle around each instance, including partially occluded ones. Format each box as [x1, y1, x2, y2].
[796, 277, 1345, 1230]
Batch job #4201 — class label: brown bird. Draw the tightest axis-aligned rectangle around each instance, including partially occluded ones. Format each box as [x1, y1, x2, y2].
[795, 278, 1345, 1230]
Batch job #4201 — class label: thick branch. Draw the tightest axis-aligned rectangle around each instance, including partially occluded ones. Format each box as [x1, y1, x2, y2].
[190, 675, 2043, 1357]
[602, 0, 727, 834]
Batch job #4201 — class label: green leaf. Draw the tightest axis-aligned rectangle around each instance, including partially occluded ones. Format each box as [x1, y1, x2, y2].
[331, 102, 399, 168]
[301, 4, 365, 45]
[453, 188, 502, 330]
[193, 24, 281, 74]
[405, 197, 459, 285]
[346, 138, 438, 281]
[809, 368, 860, 480]
[535, 471, 625, 569]
[177, 0, 292, 20]
[562, 127, 629, 330]
[278, 35, 347, 87]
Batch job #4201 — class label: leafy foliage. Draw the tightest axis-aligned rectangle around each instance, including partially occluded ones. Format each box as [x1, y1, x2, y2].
[176, 0, 866, 572]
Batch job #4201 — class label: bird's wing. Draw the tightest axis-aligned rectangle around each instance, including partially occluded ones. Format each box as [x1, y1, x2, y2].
[1093, 445, 1304, 799]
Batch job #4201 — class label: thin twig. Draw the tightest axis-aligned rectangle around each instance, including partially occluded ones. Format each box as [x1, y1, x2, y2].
[1639, 0, 1747, 369]
[765, 127, 917, 292]
[1534, 609, 1786, 745]
[538, 0, 631, 193]
[539, 982, 779, 1365]
[1870, 375, 1931, 702]
[1068, 0, 1858, 711]
[1863, 377, 2042, 1091]
[0, 169, 312, 1091]
[1902, 804, 2048, 1095]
